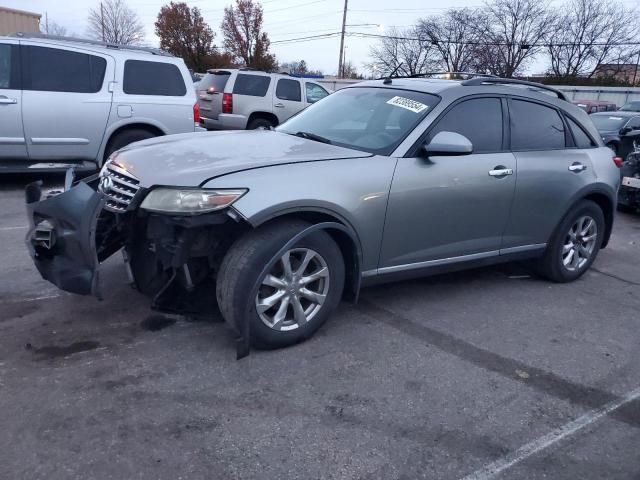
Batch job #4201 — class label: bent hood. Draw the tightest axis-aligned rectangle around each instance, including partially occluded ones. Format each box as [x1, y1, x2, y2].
[111, 130, 372, 187]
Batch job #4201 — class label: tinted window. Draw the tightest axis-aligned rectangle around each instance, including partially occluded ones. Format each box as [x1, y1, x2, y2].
[123, 60, 186, 96]
[233, 74, 270, 97]
[276, 78, 301, 101]
[620, 101, 640, 112]
[277, 87, 439, 156]
[567, 117, 595, 148]
[510, 100, 565, 150]
[427, 98, 503, 153]
[0, 44, 12, 88]
[627, 117, 640, 130]
[199, 71, 230, 92]
[305, 83, 328, 104]
[23, 46, 106, 93]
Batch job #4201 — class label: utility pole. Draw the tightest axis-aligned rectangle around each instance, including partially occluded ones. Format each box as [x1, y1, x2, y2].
[338, 0, 348, 78]
[45, 12, 49, 34]
[100, 2, 106, 42]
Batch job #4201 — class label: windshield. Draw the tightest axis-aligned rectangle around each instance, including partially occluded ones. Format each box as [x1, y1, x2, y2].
[620, 102, 640, 112]
[277, 87, 440, 155]
[590, 115, 628, 131]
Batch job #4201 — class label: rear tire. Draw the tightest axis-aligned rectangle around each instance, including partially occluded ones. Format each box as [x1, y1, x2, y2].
[103, 129, 158, 162]
[535, 200, 604, 282]
[216, 220, 345, 350]
[247, 117, 276, 130]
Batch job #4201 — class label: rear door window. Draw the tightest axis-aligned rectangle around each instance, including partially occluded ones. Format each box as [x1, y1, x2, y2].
[233, 74, 270, 97]
[276, 78, 301, 101]
[123, 60, 186, 96]
[427, 97, 503, 153]
[510, 99, 566, 150]
[199, 71, 231, 93]
[22, 46, 106, 93]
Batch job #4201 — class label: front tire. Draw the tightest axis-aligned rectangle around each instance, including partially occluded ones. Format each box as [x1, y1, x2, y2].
[535, 200, 604, 282]
[216, 220, 345, 349]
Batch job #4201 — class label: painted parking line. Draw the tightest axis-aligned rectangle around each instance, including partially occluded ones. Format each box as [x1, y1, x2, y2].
[0, 225, 28, 231]
[460, 386, 640, 480]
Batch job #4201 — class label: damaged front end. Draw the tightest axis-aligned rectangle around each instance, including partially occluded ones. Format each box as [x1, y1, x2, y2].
[25, 164, 249, 314]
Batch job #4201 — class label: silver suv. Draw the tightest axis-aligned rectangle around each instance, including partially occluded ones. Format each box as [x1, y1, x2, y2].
[25, 76, 620, 356]
[197, 69, 329, 130]
[0, 33, 199, 173]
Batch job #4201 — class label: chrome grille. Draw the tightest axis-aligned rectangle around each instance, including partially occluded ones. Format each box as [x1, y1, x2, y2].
[99, 161, 141, 212]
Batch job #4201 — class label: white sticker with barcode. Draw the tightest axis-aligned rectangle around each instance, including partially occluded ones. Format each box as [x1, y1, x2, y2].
[386, 96, 428, 113]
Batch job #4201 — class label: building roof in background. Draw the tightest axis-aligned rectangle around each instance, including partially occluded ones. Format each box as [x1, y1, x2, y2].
[0, 6, 41, 19]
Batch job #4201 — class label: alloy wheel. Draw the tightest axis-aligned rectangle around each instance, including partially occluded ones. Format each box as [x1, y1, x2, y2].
[562, 215, 598, 272]
[255, 248, 330, 331]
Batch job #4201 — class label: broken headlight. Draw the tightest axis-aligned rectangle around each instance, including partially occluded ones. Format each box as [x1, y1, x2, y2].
[140, 188, 247, 214]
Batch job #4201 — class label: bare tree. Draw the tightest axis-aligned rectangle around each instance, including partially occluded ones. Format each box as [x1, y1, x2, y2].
[42, 20, 68, 37]
[473, 0, 555, 77]
[87, 0, 144, 45]
[221, 0, 277, 71]
[547, 0, 639, 78]
[417, 8, 484, 73]
[368, 27, 437, 76]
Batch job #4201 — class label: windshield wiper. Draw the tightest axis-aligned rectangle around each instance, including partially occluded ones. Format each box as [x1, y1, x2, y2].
[294, 131, 332, 144]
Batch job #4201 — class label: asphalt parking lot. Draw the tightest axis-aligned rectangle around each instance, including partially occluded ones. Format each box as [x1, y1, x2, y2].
[1, 174, 639, 480]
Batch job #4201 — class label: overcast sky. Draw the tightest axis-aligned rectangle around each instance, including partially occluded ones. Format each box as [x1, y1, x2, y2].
[3, 0, 638, 75]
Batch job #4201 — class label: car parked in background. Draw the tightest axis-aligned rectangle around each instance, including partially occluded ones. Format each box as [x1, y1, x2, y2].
[590, 111, 640, 157]
[573, 99, 617, 114]
[25, 76, 620, 354]
[0, 33, 200, 173]
[619, 101, 640, 112]
[197, 68, 330, 130]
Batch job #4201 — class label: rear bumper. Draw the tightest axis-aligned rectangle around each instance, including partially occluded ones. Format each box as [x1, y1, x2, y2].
[200, 114, 247, 130]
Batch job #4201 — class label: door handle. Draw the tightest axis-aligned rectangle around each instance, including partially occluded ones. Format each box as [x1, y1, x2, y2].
[274, 103, 285, 108]
[488, 167, 514, 177]
[568, 162, 587, 172]
[0, 96, 17, 105]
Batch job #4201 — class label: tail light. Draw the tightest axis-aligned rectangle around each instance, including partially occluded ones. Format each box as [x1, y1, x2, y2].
[222, 93, 233, 114]
[193, 102, 200, 125]
[613, 156, 624, 168]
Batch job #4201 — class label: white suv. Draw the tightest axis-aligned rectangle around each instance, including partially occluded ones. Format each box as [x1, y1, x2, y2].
[197, 69, 330, 130]
[0, 33, 200, 173]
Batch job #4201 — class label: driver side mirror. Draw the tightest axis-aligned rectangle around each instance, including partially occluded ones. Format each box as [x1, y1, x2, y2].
[620, 126, 632, 135]
[422, 131, 473, 156]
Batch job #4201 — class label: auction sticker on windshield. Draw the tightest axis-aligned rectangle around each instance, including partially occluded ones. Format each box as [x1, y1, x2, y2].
[386, 96, 429, 114]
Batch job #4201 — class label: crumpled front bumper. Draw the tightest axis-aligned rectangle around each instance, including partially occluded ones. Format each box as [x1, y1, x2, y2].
[25, 180, 116, 296]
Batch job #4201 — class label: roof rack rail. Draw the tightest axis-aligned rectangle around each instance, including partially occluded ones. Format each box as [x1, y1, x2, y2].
[379, 71, 499, 81]
[10, 32, 173, 57]
[461, 77, 567, 101]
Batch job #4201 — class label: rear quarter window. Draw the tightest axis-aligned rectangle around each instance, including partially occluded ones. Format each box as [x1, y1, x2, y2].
[233, 74, 270, 97]
[566, 117, 595, 148]
[123, 60, 186, 96]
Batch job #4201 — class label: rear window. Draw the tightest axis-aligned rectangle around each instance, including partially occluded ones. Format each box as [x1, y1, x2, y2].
[199, 71, 231, 92]
[123, 60, 186, 96]
[233, 74, 270, 97]
[510, 99, 566, 150]
[22, 46, 106, 93]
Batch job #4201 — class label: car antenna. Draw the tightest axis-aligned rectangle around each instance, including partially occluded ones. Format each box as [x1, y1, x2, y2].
[383, 63, 403, 84]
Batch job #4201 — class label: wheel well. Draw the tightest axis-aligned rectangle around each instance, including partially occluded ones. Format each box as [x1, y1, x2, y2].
[247, 112, 279, 128]
[584, 192, 614, 248]
[104, 123, 165, 161]
[256, 211, 361, 301]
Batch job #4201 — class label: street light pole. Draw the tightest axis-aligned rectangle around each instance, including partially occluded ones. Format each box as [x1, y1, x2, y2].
[338, 0, 348, 78]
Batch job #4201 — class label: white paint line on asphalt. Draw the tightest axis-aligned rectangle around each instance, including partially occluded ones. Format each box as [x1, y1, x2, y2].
[0, 225, 28, 231]
[461, 386, 640, 480]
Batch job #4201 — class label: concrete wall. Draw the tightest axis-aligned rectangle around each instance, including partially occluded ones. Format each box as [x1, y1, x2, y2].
[0, 7, 41, 36]
[317, 79, 640, 107]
